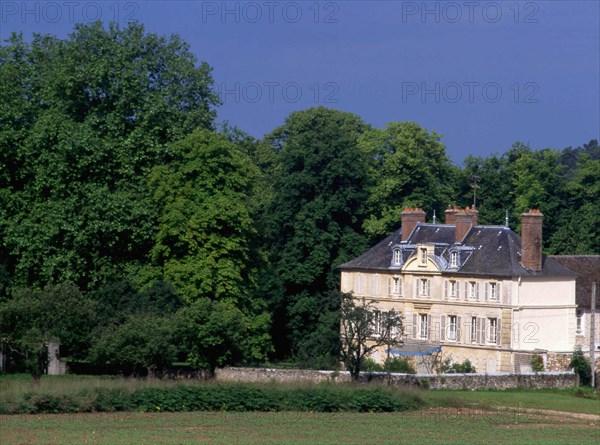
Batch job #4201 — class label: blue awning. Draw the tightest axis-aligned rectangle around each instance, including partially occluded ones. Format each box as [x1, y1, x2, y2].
[387, 345, 442, 357]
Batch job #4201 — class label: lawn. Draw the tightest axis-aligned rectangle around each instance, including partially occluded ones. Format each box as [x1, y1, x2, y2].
[420, 388, 600, 415]
[1, 409, 598, 445]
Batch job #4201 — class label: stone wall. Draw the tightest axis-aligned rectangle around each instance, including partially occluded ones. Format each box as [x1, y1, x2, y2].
[546, 353, 572, 372]
[214, 367, 577, 390]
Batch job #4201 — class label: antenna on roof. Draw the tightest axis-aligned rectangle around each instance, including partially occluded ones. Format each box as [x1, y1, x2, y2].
[505, 209, 509, 228]
[432, 210, 436, 224]
[471, 175, 480, 208]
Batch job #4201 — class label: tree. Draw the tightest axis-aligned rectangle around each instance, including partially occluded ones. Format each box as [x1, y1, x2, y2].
[0, 282, 95, 376]
[339, 293, 403, 380]
[89, 314, 178, 376]
[150, 129, 260, 306]
[455, 154, 512, 225]
[549, 154, 600, 254]
[569, 347, 592, 386]
[260, 107, 371, 360]
[0, 22, 219, 292]
[358, 122, 455, 239]
[176, 298, 264, 377]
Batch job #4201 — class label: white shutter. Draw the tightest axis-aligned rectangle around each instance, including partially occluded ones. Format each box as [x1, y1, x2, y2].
[427, 315, 432, 340]
[475, 282, 480, 301]
[478, 317, 485, 344]
[444, 281, 448, 300]
[464, 281, 468, 300]
[388, 277, 392, 296]
[414, 279, 418, 297]
[497, 282, 502, 303]
[484, 283, 489, 301]
[456, 281, 460, 298]
[457, 316, 462, 342]
[426, 280, 431, 296]
[440, 315, 446, 341]
[412, 313, 418, 339]
[496, 319, 502, 346]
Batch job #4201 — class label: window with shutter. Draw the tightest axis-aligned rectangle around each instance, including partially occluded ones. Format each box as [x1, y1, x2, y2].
[456, 316, 462, 342]
[447, 315, 457, 341]
[470, 317, 478, 343]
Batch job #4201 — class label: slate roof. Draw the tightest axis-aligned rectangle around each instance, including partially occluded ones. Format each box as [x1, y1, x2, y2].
[339, 222, 576, 278]
[549, 256, 600, 309]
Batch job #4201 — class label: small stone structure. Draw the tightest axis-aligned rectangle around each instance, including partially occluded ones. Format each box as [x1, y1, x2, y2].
[215, 367, 578, 390]
[47, 341, 67, 375]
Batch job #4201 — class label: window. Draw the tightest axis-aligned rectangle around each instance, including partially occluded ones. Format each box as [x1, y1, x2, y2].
[393, 249, 402, 266]
[371, 310, 381, 336]
[393, 277, 402, 296]
[450, 251, 458, 268]
[419, 314, 429, 340]
[469, 281, 478, 300]
[420, 248, 428, 265]
[470, 316, 478, 343]
[419, 278, 430, 297]
[576, 310, 584, 335]
[485, 282, 499, 301]
[489, 282, 497, 300]
[487, 318, 498, 344]
[447, 315, 458, 341]
[449, 280, 457, 298]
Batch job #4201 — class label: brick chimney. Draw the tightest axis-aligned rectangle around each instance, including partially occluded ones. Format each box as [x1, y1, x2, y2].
[521, 209, 544, 271]
[401, 208, 426, 241]
[445, 205, 459, 224]
[455, 206, 478, 242]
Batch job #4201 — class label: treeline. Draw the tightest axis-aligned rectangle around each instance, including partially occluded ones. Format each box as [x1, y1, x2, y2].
[1, 23, 598, 374]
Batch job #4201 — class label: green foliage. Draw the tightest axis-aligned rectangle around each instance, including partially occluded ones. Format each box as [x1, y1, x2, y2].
[531, 355, 545, 373]
[89, 314, 178, 376]
[0, 282, 95, 374]
[261, 107, 370, 359]
[150, 129, 259, 306]
[569, 348, 592, 387]
[437, 357, 477, 374]
[0, 22, 218, 292]
[177, 298, 270, 376]
[359, 122, 455, 238]
[384, 357, 416, 374]
[361, 358, 384, 372]
[1, 381, 424, 414]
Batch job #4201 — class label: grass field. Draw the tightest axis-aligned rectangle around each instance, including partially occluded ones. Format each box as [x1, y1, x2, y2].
[2, 408, 598, 445]
[1, 375, 598, 444]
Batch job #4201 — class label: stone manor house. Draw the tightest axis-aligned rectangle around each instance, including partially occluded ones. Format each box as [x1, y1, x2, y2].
[339, 207, 599, 373]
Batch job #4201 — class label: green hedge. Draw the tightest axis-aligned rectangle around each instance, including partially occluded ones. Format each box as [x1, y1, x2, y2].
[2, 382, 424, 414]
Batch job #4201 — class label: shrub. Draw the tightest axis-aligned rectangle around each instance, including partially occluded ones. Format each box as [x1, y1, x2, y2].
[361, 358, 384, 372]
[384, 357, 416, 374]
[569, 348, 592, 386]
[437, 357, 476, 374]
[531, 355, 545, 372]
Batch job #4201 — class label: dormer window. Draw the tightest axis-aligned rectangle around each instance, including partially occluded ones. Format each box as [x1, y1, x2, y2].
[393, 249, 402, 266]
[450, 251, 458, 268]
[420, 247, 427, 266]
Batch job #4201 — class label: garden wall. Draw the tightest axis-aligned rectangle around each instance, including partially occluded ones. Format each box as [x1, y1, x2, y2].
[215, 367, 578, 390]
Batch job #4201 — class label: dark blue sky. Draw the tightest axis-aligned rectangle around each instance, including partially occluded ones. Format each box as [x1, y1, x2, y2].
[2, 1, 598, 162]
